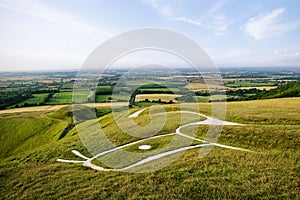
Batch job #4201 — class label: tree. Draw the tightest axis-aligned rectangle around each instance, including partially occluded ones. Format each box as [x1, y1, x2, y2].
[129, 90, 138, 108]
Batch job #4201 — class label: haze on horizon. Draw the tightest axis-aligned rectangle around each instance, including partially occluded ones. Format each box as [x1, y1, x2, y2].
[0, 0, 300, 72]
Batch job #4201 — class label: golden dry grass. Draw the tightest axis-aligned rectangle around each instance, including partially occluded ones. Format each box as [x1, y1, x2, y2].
[186, 82, 209, 91]
[0, 102, 127, 114]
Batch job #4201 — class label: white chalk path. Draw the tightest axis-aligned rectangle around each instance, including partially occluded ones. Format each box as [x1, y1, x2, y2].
[128, 108, 147, 118]
[57, 108, 253, 171]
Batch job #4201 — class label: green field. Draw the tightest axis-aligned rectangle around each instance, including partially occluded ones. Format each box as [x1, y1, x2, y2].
[195, 95, 228, 102]
[0, 98, 299, 199]
[8, 93, 49, 108]
[47, 91, 89, 104]
[139, 87, 181, 93]
[95, 95, 111, 102]
[225, 81, 275, 88]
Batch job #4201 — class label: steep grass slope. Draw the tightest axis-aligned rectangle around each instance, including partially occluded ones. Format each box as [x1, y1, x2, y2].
[0, 110, 69, 159]
[0, 98, 299, 199]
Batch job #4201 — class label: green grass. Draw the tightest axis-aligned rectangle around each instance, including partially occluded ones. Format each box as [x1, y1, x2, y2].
[139, 87, 181, 93]
[134, 101, 162, 106]
[98, 134, 203, 169]
[0, 110, 69, 158]
[95, 93, 129, 103]
[195, 95, 228, 102]
[0, 98, 299, 199]
[47, 91, 89, 104]
[95, 95, 111, 102]
[196, 96, 211, 102]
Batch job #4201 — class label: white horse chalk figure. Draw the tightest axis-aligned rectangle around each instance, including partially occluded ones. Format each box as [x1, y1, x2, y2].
[57, 109, 253, 171]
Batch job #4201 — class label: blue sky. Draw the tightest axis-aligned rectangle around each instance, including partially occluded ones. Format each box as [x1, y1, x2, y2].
[0, 0, 300, 71]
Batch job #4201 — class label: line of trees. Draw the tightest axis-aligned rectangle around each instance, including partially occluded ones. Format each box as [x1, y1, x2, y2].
[140, 98, 174, 104]
[0, 90, 33, 109]
[0, 90, 57, 109]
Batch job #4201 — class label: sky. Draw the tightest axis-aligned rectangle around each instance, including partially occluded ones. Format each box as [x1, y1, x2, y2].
[0, 0, 300, 71]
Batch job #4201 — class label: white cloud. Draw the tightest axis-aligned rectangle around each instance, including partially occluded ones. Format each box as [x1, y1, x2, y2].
[205, 0, 228, 18]
[173, 17, 202, 26]
[209, 14, 232, 36]
[0, 0, 112, 70]
[173, 15, 232, 36]
[145, 0, 174, 17]
[243, 8, 300, 40]
[172, 0, 232, 36]
[0, 0, 110, 38]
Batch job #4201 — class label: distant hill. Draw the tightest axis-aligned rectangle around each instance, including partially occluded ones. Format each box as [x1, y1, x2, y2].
[227, 81, 300, 101]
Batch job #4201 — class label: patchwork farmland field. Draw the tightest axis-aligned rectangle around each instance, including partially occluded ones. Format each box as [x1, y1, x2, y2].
[47, 91, 90, 105]
[9, 93, 49, 108]
[135, 94, 180, 102]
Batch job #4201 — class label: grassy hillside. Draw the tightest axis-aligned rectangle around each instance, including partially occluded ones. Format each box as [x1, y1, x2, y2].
[0, 110, 68, 159]
[0, 98, 299, 199]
